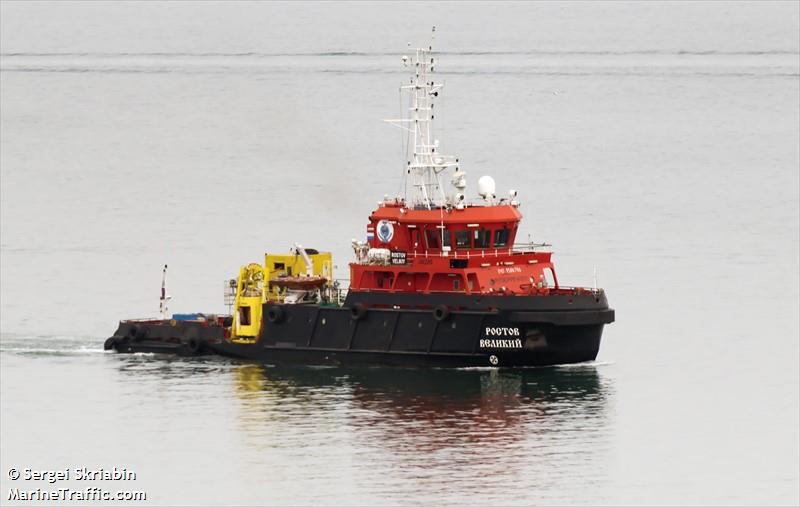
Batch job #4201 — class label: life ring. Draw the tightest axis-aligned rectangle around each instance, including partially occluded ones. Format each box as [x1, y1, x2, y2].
[433, 305, 450, 321]
[266, 306, 284, 323]
[187, 337, 202, 354]
[350, 303, 367, 321]
[103, 337, 117, 351]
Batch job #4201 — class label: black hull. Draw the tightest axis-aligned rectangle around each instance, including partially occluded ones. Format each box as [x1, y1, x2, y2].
[210, 323, 605, 368]
[107, 294, 613, 368]
[105, 320, 223, 356]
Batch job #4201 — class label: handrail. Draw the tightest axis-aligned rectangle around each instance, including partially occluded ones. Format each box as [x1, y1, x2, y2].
[346, 286, 603, 296]
[352, 247, 551, 266]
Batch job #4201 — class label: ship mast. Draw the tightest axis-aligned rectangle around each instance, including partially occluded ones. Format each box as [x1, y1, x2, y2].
[385, 27, 462, 210]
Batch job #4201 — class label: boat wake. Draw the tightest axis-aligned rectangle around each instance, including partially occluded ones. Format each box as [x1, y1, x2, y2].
[0, 333, 107, 357]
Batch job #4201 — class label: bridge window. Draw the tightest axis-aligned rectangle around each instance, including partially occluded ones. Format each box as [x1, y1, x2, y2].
[424, 229, 440, 249]
[473, 229, 491, 248]
[455, 230, 471, 249]
[494, 228, 510, 247]
[441, 229, 452, 249]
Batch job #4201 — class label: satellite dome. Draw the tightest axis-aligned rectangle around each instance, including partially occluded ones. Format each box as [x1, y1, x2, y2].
[477, 175, 496, 198]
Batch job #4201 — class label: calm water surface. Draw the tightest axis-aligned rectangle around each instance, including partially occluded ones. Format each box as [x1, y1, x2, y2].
[1, 2, 798, 505]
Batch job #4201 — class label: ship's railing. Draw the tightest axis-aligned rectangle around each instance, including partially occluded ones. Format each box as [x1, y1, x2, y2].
[355, 246, 550, 265]
[215, 278, 350, 307]
[433, 245, 551, 259]
[331, 279, 349, 305]
[548, 286, 605, 295]
[123, 315, 226, 324]
[223, 279, 236, 313]
[512, 241, 552, 252]
[344, 285, 603, 297]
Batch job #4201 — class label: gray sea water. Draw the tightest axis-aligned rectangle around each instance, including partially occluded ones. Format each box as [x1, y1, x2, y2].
[1, 2, 798, 505]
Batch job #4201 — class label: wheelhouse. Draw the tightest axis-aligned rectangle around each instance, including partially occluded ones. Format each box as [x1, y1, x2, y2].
[349, 199, 560, 297]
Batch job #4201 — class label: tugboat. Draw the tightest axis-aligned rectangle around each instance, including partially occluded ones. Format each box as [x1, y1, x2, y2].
[106, 39, 614, 367]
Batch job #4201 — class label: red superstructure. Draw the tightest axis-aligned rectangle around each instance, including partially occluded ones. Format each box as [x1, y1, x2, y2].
[349, 198, 563, 297]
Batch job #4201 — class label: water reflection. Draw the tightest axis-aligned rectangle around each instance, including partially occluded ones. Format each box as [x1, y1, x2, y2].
[105, 355, 615, 505]
[232, 364, 614, 503]
[107, 353, 613, 503]
[114, 353, 234, 379]
[233, 364, 609, 419]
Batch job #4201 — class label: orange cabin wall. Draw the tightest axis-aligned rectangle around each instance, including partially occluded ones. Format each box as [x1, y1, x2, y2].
[367, 203, 523, 254]
[351, 203, 557, 295]
[349, 256, 556, 294]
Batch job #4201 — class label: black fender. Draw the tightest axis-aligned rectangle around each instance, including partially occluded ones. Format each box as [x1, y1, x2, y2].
[350, 303, 367, 321]
[127, 324, 148, 342]
[266, 306, 284, 323]
[433, 305, 450, 322]
[186, 337, 203, 354]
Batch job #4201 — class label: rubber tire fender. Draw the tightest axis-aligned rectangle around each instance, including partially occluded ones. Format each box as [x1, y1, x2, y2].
[134, 326, 148, 342]
[433, 305, 450, 322]
[266, 306, 284, 324]
[350, 303, 367, 321]
[187, 337, 202, 354]
[127, 325, 139, 339]
[104, 337, 117, 351]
